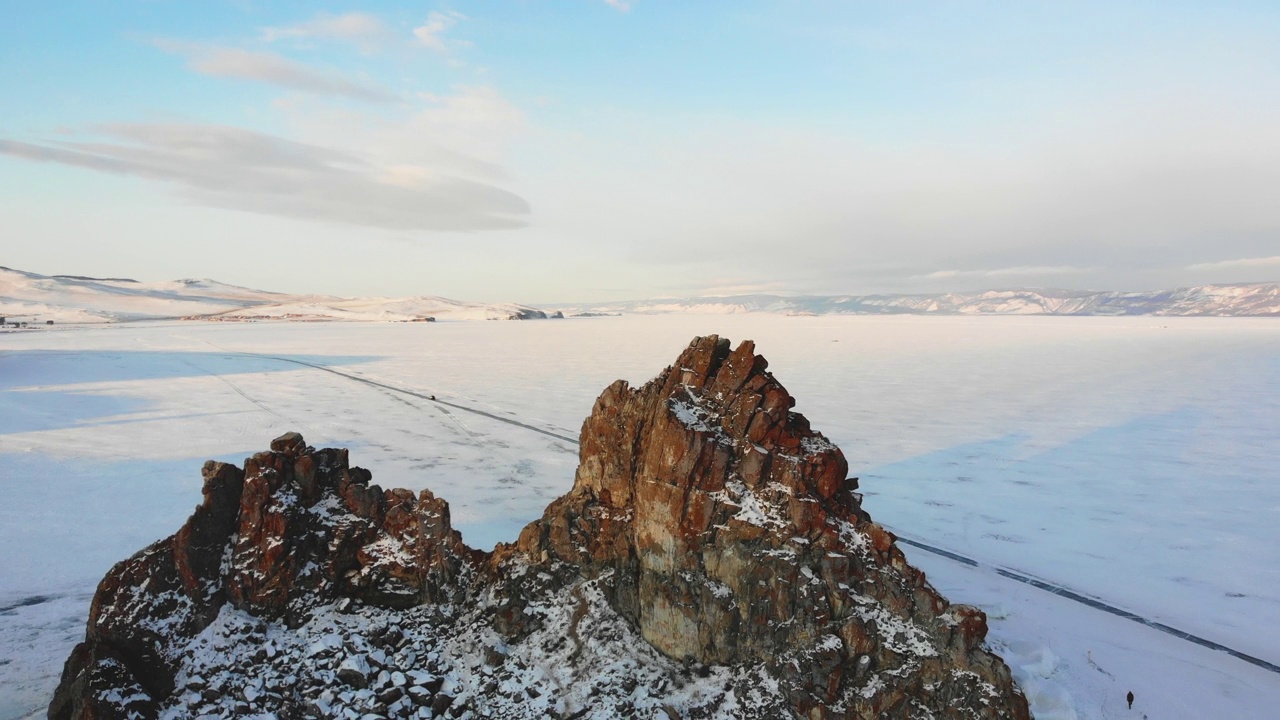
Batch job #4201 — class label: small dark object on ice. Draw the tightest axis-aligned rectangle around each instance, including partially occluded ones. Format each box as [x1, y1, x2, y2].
[430, 395, 436, 400]
[1127, 690, 1134, 709]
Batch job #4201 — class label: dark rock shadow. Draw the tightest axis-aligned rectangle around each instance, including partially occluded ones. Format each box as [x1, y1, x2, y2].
[0, 350, 380, 389]
[0, 350, 382, 434]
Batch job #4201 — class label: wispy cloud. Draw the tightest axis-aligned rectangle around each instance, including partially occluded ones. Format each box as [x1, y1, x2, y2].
[694, 279, 792, 296]
[260, 12, 390, 50]
[156, 42, 396, 103]
[604, 0, 632, 12]
[1185, 256, 1280, 271]
[0, 124, 529, 232]
[413, 11, 464, 53]
[278, 85, 526, 183]
[912, 266, 1089, 281]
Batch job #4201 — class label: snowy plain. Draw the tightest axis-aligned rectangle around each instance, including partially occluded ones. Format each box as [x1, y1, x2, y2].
[1, 315, 1277, 719]
[0, 266, 550, 323]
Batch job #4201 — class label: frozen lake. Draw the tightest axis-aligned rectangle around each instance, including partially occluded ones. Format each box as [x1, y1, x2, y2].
[1, 315, 1277, 719]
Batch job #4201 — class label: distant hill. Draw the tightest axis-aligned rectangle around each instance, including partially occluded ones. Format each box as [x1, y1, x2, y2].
[50, 273, 139, 283]
[3, 265, 1275, 324]
[0, 266, 552, 323]
[559, 284, 1280, 317]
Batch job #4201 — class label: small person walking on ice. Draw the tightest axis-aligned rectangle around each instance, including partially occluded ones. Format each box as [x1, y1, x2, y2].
[1127, 690, 1134, 709]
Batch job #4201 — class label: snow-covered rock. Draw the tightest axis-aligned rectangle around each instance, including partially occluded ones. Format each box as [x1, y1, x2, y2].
[50, 337, 1030, 719]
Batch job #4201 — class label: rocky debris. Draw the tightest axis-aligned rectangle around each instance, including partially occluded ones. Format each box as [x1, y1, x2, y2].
[51, 336, 1030, 719]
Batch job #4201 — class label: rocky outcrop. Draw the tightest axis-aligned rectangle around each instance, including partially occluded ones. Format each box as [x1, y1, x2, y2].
[50, 434, 477, 719]
[51, 336, 1029, 720]
[494, 336, 1027, 718]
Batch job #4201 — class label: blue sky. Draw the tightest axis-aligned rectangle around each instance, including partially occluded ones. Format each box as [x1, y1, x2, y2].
[3, 1, 1279, 302]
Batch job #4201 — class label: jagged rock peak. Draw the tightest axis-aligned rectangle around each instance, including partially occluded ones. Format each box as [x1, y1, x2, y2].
[578, 334, 851, 502]
[51, 338, 1030, 720]
[500, 335, 1030, 717]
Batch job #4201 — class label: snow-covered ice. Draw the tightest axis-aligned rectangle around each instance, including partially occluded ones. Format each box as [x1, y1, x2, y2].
[1, 314, 1277, 719]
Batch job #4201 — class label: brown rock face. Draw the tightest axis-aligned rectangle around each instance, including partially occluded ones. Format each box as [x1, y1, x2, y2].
[497, 336, 1028, 718]
[50, 336, 1029, 720]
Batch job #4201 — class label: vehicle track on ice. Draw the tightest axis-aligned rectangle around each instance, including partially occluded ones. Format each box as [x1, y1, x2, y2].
[219, 349, 1279, 677]
[177, 358, 287, 419]
[233, 352, 579, 446]
[886, 534, 1280, 675]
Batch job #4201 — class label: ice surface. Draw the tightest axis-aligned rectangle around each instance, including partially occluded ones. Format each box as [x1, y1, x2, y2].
[1, 314, 1277, 718]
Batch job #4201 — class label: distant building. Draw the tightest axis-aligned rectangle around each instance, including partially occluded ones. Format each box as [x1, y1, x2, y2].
[46, 320, 54, 325]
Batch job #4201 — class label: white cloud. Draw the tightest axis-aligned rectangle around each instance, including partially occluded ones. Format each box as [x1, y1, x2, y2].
[516, 80, 1280, 294]
[413, 11, 464, 53]
[260, 12, 389, 49]
[604, 0, 632, 11]
[157, 42, 396, 103]
[0, 124, 528, 232]
[1185, 256, 1280, 271]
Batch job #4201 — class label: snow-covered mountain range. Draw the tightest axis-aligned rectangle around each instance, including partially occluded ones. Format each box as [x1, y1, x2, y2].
[0, 267, 553, 323]
[3, 265, 1276, 323]
[562, 284, 1280, 317]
